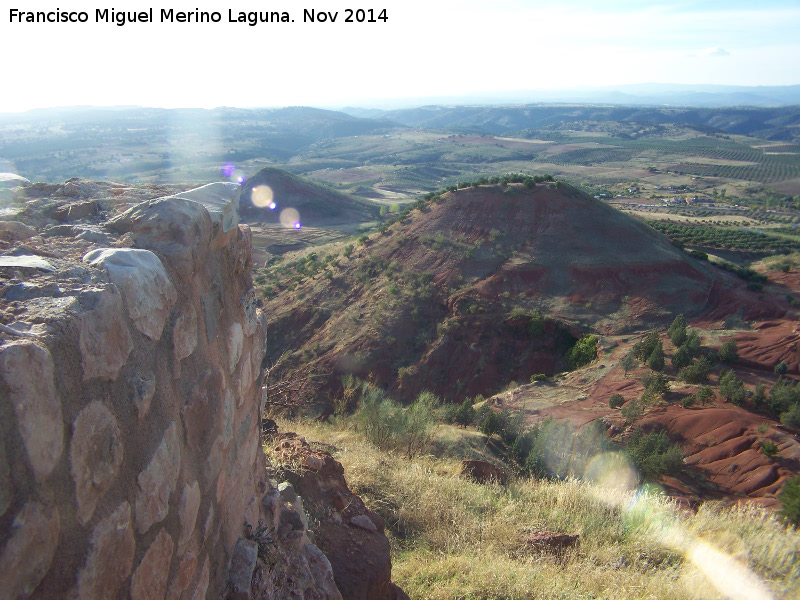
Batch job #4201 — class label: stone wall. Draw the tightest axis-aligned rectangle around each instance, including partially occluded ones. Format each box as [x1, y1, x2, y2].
[0, 183, 270, 600]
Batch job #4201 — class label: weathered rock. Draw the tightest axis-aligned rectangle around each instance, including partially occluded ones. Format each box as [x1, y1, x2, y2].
[178, 481, 202, 549]
[131, 528, 174, 600]
[57, 179, 100, 199]
[70, 401, 124, 525]
[185, 555, 210, 600]
[106, 196, 213, 275]
[234, 225, 252, 274]
[130, 371, 157, 421]
[53, 200, 100, 221]
[84, 247, 177, 341]
[305, 543, 343, 600]
[135, 421, 181, 534]
[228, 322, 244, 374]
[76, 501, 136, 600]
[173, 305, 198, 361]
[0, 502, 60, 600]
[0, 254, 55, 272]
[222, 389, 235, 447]
[0, 220, 36, 241]
[182, 368, 224, 453]
[74, 224, 113, 244]
[278, 482, 298, 504]
[166, 552, 197, 600]
[0, 340, 63, 481]
[350, 514, 378, 533]
[79, 285, 134, 380]
[227, 539, 258, 600]
[201, 285, 223, 342]
[173, 182, 240, 233]
[461, 459, 508, 485]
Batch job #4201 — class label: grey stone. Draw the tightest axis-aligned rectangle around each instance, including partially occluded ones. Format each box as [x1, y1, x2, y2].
[74, 225, 113, 244]
[173, 305, 198, 361]
[130, 371, 156, 421]
[0, 254, 54, 272]
[70, 401, 124, 525]
[0, 221, 36, 241]
[77, 501, 136, 600]
[350, 514, 378, 533]
[130, 528, 174, 600]
[135, 421, 181, 534]
[177, 481, 201, 549]
[83, 248, 177, 341]
[79, 285, 133, 381]
[305, 543, 343, 600]
[173, 182, 240, 233]
[242, 288, 258, 337]
[278, 481, 297, 504]
[0, 502, 60, 600]
[227, 322, 244, 374]
[201, 285, 222, 342]
[227, 539, 258, 600]
[106, 195, 213, 274]
[0, 341, 63, 481]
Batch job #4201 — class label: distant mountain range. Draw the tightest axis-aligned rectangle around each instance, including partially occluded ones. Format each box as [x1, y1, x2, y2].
[339, 84, 800, 111]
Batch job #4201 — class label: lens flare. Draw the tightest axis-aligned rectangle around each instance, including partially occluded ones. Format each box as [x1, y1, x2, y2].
[687, 541, 774, 600]
[584, 452, 638, 504]
[294, 222, 302, 229]
[279, 207, 300, 229]
[251, 185, 274, 208]
[221, 162, 235, 178]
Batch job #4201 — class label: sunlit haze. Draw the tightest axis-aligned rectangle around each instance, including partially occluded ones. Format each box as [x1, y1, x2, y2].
[0, 0, 798, 112]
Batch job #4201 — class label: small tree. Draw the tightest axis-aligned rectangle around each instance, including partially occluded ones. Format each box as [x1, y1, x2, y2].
[695, 386, 714, 406]
[719, 370, 747, 406]
[680, 357, 712, 384]
[621, 399, 643, 424]
[633, 330, 660, 362]
[719, 339, 739, 364]
[620, 351, 637, 377]
[647, 342, 665, 372]
[775, 361, 789, 376]
[454, 397, 476, 428]
[667, 314, 688, 347]
[569, 335, 598, 369]
[481, 411, 501, 437]
[671, 344, 692, 369]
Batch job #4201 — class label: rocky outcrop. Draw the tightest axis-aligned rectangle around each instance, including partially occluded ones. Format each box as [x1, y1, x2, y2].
[270, 434, 409, 600]
[0, 182, 271, 599]
[461, 459, 508, 485]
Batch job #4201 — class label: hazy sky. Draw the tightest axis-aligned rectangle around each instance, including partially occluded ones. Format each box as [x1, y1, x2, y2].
[0, 0, 798, 112]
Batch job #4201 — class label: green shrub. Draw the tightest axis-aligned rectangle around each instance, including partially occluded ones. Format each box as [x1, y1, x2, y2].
[719, 339, 739, 364]
[569, 335, 598, 369]
[681, 395, 695, 408]
[530, 373, 547, 383]
[780, 403, 800, 428]
[695, 386, 714, 406]
[671, 344, 692, 369]
[633, 330, 660, 362]
[760, 440, 779, 457]
[609, 394, 625, 409]
[624, 428, 684, 480]
[680, 357, 712, 384]
[719, 370, 747, 406]
[621, 399, 643, 424]
[780, 475, 800, 527]
[775, 361, 789, 375]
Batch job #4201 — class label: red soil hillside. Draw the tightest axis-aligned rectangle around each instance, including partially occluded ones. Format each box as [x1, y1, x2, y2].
[262, 182, 775, 404]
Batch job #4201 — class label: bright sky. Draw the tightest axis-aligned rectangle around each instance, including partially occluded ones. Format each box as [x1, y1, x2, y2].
[0, 0, 798, 112]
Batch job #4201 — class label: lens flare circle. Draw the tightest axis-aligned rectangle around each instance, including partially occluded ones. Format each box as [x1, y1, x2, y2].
[279, 207, 301, 229]
[251, 185, 275, 208]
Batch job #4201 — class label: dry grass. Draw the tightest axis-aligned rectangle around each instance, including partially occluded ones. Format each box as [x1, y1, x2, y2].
[271, 419, 800, 600]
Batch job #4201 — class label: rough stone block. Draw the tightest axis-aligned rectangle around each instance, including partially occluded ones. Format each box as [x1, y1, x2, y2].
[350, 514, 378, 533]
[228, 322, 243, 374]
[131, 528, 174, 600]
[70, 401, 124, 525]
[106, 196, 213, 275]
[227, 539, 258, 600]
[173, 305, 198, 361]
[305, 543, 343, 600]
[174, 182, 240, 233]
[178, 481, 202, 549]
[79, 286, 133, 381]
[130, 371, 157, 421]
[166, 552, 197, 600]
[182, 368, 223, 453]
[135, 422, 181, 534]
[84, 247, 177, 341]
[185, 555, 210, 600]
[77, 502, 136, 600]
[0, 340, 63, 481]
[0, 502, 60, 600]
[0, 438, 10, 517]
